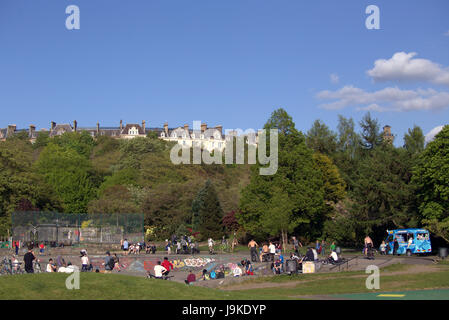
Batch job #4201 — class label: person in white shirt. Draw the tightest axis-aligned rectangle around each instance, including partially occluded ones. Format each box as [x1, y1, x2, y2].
[312, 248, 318, 261]
[208, 238, 215, 254]
[46, 258, 57, 272]
[11, 255, 19, 273]
[232, 266, 243, 277]
[153, 261, 167, 279]
[81, 254, 89, 272]
[269, 242, 276, 261]
[329, 251, 339, 263]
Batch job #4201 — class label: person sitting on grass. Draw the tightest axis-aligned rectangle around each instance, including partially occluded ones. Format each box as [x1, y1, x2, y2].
[185, 270, 196, 284]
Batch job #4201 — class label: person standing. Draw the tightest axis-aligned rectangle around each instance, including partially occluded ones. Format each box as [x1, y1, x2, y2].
[208, 238, 215, 254]
[81, 253, 89, 272]
[330, 241, 336, 252]
[268, 242, 276, 261]
[321, 240, 326, 257]
[248, 239, 259, 262]
[123, 239, 129, 255]
[291, 237, 302, 255]
[24, 248, 35, 273]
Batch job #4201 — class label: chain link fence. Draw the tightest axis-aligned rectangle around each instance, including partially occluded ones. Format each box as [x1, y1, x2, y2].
[11, 212, 144, 244]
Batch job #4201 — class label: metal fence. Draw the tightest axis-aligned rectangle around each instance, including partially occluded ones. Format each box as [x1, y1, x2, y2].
[11, 212, 144, 244]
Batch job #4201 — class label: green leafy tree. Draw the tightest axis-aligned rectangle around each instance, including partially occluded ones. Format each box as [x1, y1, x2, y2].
[35, 143, 98, 213]
[238, 109, 326, 247]
[412, 125, 449, 242]
[403, 125, 425, 155]
[88, 185, 138, 214]
[306, 120, 337, 155]
[350, 145, 418, 243]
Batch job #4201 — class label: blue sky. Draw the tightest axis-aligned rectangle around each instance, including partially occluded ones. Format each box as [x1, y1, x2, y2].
[1, 0, 448, 145]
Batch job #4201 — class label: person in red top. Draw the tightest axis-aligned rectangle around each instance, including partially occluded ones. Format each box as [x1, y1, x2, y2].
[161, 257, 173, 276]
[185, 270, 196, 285]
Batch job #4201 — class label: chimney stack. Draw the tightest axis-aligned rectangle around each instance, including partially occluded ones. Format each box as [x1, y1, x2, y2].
[142, 120, 146, 132]
[201, 123, 207, 133]
[96, 122, 100, 135]
[29, 125, 36, 137]
[184, 124, 189, 132]
[51, 121, 56, 131]
[7, 124, 16, 137]
[215, 125, 223, 136]
[120, 120, 123, 132]
[164, 122, 168, 135]
[73, 120, 77, 132]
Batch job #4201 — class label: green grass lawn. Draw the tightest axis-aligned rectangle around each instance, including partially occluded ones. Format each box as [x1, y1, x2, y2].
[2, 263, 448, 300]
[0, 273, 282, 300]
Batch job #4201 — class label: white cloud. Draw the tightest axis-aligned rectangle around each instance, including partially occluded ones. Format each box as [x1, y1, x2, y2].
[316, 85, 449, 112]
[367, 52, 449, 86]
[330, 73, 339, 84]
[425, 125, 444, 143]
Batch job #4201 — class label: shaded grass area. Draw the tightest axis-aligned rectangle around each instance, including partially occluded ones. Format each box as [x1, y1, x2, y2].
[0, 273, 283, 300]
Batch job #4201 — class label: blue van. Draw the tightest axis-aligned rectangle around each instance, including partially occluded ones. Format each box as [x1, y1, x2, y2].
[384, 229, 432, 256]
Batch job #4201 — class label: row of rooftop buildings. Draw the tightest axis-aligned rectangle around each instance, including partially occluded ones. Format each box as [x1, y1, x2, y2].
[0, 120, 258, 152]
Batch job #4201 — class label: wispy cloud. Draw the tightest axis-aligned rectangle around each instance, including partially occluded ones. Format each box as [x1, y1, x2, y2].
[366, 52, 449, 86]
[330, 73, 339, 84]
[316, 86, 449, 112]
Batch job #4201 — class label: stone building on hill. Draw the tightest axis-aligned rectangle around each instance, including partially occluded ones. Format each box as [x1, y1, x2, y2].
[1, 120, 258, 153]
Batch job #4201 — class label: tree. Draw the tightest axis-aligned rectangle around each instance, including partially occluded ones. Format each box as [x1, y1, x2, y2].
[238, 109, 326, 247]
[0, 139, 59, 235]
[350, 145, 418, 244]
[359, 112, 383, 150]
[403, 125, 425, 155]
[222, 210, 240, 233]
[306, 120, 337, 155]
[193, 180, 224, 240]
[87, 185, 138, 214]
[35, 143, 98, 213]
[333, 115, 362, 192]
[312, 153, 346, 204]
[412, 125, 449, 242]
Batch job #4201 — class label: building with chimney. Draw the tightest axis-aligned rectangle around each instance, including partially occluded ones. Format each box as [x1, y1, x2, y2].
[1, 120, 258, 152]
